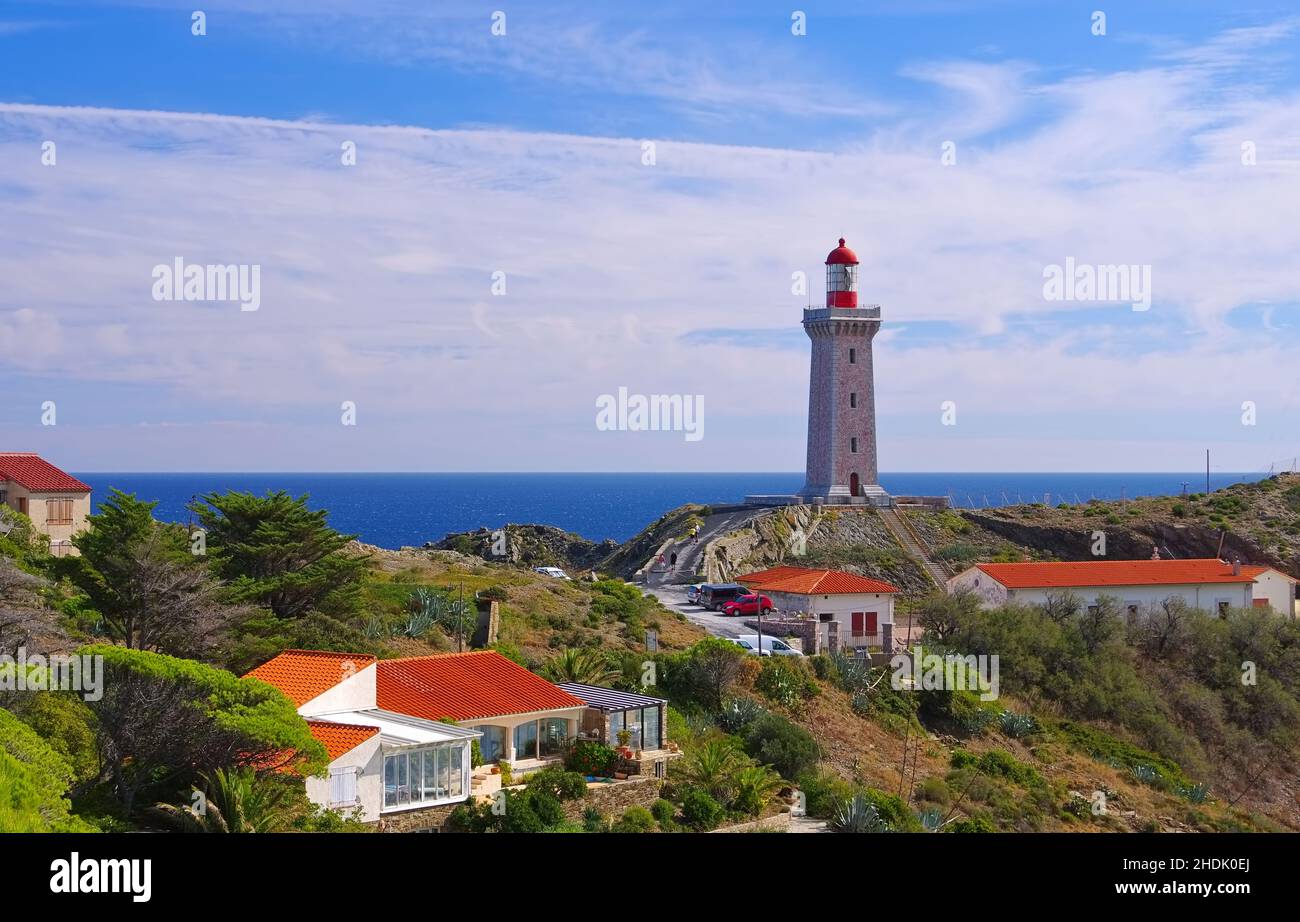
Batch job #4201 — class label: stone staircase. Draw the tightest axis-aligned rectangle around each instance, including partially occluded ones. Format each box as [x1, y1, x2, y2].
[878, 507, 949, 589]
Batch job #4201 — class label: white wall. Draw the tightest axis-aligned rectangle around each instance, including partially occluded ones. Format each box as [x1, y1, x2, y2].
[947, 567, 1008, 606]
[948, 568, 1255, 613]
[306, 734, 383, 822]
[1252, 570, 1298, 618]
[299, 663, 377, 717]
[764, 589, 895, 646]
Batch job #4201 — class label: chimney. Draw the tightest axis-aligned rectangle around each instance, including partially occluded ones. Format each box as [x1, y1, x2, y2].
[1232, 559, 1241, 576]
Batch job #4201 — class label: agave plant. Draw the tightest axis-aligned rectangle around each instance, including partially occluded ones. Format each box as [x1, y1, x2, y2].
[152, 767, 293, 833]
[1178, 782, 1210, 804]
[918, 809, 944, 832]
[830, 794, 890, 833]
[831, 652, 875, 694]
[998, 710, 1039, 739]
[541, 647, 618, 686]
[716, 696, 766, 733]
[1131, 764, 1159, 786]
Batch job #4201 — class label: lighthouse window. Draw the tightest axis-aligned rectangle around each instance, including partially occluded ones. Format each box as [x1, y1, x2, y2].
[850, 392, 857, 408]
[848, 348, 856, 364]
[851, 437, 859, 453]
[828, 263, 857, 292]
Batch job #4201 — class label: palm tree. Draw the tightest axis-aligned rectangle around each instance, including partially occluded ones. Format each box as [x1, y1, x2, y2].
[541, 648, 618, 686]
[732, 764, 783, 816]
[677, 739, 747, 803]
[152, 767, 293, 833]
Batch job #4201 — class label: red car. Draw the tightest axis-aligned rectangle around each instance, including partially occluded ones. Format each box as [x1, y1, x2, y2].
[722, 594, 773, 617]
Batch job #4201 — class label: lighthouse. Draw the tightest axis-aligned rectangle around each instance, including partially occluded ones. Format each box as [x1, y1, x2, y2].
[799, 238, 889, 504]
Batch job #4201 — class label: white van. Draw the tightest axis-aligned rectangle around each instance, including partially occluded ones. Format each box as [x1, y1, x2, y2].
[733, 634, 803, 657]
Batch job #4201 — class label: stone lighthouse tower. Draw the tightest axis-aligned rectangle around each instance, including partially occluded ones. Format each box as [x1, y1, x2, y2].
[799, 238, 889, 504]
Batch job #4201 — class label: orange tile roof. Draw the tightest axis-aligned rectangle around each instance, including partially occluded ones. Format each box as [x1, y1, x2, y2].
[972, 559, 1258, 589]
[738, 566, 899, 595]
[1241, 565, 1296, 582]
[307, 720, 379, 761]
[243, 650, 376, 706]
[0, 453, 90, 492]
[377, 651, 585, 721]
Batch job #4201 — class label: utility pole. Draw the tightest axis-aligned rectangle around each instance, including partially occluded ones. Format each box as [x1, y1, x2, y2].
[458, 582, 465, 652]
[1206, 449, 1211, 494]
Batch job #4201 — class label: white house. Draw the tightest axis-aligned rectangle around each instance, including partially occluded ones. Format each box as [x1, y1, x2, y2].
[947, 558, 1297, 618]
[737, 566, 900, 651]
[244, 648, 594, 825]
[1243, 565, 1300, 618]
[244, 650, 481, 824]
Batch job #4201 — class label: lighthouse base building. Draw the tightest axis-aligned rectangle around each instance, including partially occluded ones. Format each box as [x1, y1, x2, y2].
[748, 238, 893, 507]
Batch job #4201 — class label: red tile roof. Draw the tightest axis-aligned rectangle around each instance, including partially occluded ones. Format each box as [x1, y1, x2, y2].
[378, 651, 585, 721]
[243, 650, 376, 706]
[738, 566, 899, 595]
[306, 720, 378, 761]
[0, 453, 90, 492]
[971, 559, 1259, 589]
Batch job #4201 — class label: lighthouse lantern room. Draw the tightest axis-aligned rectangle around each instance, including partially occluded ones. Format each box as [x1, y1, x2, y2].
[825, 237, 859, 308]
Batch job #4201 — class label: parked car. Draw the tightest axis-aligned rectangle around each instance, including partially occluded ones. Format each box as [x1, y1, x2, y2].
[685, 584, 704, 604]
[533, 566, 571, 580]
[733, 635, 803, 657]
[698, 583, 747, 611]
[721, 594, 773, 617]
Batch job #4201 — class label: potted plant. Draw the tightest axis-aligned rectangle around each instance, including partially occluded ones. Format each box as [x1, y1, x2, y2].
[498, 760, 513, 786]
[617, 729, 632, 748]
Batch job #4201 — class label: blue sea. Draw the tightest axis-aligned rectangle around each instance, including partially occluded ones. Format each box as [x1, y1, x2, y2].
[71, 472, 1267, 549]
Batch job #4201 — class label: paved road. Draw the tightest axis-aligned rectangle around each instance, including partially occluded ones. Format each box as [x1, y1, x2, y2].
[645, 582, 749, 638]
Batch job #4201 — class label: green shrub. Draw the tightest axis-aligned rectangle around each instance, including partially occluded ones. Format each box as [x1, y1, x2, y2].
[744, 713, 820, 780]
[951, 749, 1043, 788]
[947, 816, 995, 833]
[651, 798, 677, 830]
[529, 791, 565, 828]
[856, 787, 922, 831]
[917, 776, 951, 806]
[796, 768, 856, 819]
[525, 765, 589, 801]
[611, 805, 656, 833]
[679, 787, 725, 830]
[755, 656, 818, 709]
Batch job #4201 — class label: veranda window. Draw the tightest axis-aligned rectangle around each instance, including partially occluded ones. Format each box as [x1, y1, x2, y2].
[383, 743, 466, 810]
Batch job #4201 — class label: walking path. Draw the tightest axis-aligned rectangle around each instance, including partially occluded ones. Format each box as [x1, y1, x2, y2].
[878, 506, 948, 588]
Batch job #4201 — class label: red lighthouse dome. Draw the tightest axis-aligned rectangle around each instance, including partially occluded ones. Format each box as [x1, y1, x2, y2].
[825, 237, 859, 308]
[825, 238, 859, 265]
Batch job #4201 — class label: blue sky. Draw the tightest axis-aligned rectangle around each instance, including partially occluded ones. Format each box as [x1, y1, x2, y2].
[1, 1, 1298, 472]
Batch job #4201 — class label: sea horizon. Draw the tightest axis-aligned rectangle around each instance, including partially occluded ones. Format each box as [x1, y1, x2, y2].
[73, 470, 1273, 550]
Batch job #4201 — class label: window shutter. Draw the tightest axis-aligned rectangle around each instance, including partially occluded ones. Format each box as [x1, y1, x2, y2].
[866, 612, 878, 634]
[851, 612, 864, 636]
[329, 767, 357, 806]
